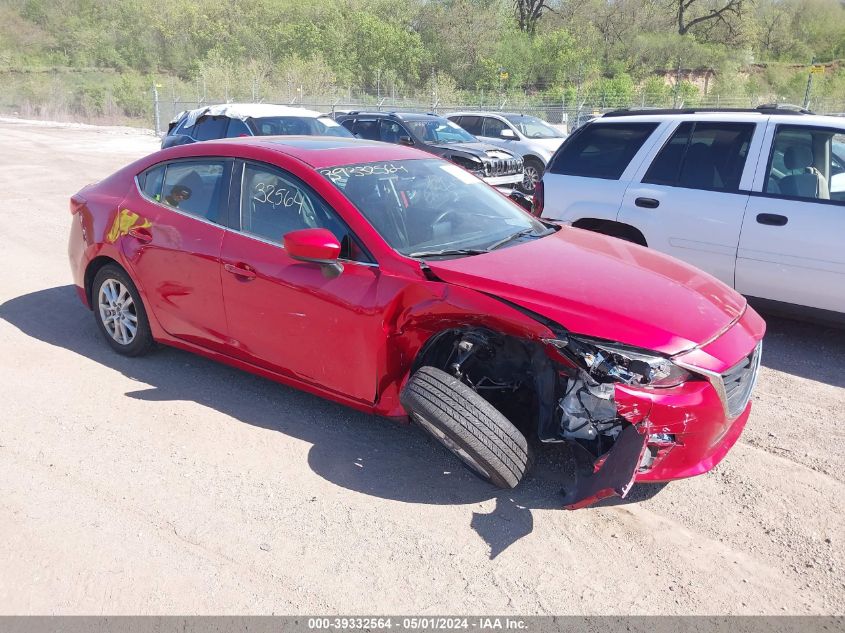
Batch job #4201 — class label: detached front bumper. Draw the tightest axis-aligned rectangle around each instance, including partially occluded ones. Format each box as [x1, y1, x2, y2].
[563, 308, 765, 509]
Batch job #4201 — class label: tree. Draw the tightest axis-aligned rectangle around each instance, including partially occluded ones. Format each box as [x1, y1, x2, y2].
[673, 0, 745, 36]
[515, 0, 553, 34]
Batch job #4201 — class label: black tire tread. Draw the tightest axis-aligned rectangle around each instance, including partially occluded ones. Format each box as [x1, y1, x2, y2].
[401, 366, 530, 489]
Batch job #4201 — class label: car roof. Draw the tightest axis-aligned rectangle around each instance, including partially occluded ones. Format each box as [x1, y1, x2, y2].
[447, 112, 526, 118]
[174, 103, 328, 126]
[339, 111, 444, 121]
[590, 110, 845, 128]
[187, 135, 428, 169]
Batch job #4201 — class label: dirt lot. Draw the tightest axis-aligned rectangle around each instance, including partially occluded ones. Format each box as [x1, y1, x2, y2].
[0, 119, 842, 615]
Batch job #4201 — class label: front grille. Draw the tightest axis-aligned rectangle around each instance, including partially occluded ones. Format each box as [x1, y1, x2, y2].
[485, 158, 523, 177]
[722, 341, 762, 418]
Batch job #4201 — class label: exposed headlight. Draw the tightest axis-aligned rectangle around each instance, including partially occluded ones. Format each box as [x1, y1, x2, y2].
[451, 155, 484, 174]
[544, 335, 692, 388]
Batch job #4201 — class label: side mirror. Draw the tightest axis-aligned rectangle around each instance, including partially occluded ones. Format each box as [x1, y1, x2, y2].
[284, 228, 343, 277]
[500, 128, 518, 140]
[398, 135, 413, 146]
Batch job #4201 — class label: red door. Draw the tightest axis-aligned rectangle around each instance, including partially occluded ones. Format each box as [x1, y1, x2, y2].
[120, 159, 229, 351]
[219, 230, 383, 403]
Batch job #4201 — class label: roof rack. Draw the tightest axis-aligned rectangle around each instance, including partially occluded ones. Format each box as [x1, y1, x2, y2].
[603, 104, 813, 117]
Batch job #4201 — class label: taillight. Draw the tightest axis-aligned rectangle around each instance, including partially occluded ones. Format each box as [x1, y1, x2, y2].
[532, 179, 544, 217]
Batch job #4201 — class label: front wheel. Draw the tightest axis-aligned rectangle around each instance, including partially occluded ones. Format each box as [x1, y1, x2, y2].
[518, 158, 544, 194]
[92, 264, 154, 356]
[400, 366, 531, 489]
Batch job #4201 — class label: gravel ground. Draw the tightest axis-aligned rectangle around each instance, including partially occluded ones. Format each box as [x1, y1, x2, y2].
[0, 119, 842, 615]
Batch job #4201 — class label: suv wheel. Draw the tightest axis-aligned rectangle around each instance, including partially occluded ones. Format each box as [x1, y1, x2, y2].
[519, 158, 543, 194]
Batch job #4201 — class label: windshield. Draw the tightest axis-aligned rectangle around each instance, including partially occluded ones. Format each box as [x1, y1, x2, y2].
[504, 115, 564, 139]
[251, 116, 353, 138]
[405, 119, 477, 144]
[319, 159, 549, 257]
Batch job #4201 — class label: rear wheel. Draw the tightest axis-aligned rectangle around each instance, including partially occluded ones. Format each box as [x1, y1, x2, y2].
[401, 366, 530, 489]
[92, 264, 154, 356]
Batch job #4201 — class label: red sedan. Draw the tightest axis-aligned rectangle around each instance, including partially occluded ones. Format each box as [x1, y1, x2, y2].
[68, 136, 764, 508]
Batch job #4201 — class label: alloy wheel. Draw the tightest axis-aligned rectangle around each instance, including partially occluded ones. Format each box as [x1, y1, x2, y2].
[522, 164, 541, 193]
[98, 278, 138, 345]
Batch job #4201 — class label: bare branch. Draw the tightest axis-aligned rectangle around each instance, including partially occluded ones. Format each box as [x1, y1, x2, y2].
[676, 0, 744, 36]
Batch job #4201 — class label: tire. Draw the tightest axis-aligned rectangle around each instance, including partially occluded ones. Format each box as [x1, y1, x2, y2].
[400, 366, 530, 489]
[518, 158, 544, 194]
[92, 264, 154, 357]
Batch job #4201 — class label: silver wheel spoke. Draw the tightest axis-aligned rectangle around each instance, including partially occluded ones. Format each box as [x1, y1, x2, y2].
[122, 318, 136, 337]
[98, 277, 138, 346]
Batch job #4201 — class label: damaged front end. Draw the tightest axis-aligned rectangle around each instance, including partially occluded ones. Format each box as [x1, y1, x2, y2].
[541, 335, 693, 509]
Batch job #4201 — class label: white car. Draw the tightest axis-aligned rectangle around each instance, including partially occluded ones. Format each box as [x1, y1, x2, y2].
[536, 107, 845, 321]
[162, 103, 352, 149]
[446, 112, 566, 193]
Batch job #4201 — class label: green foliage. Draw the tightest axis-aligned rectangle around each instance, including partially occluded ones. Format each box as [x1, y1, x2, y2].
[1, 0, 845, 120]
[114, 71, 150, 118]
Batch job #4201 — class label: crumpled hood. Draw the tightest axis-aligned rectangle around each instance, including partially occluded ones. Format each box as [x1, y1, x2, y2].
[428, 141, 516, 159]
[426, 227, 746, 356]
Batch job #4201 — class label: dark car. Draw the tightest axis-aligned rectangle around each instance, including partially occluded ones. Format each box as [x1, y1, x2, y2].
[162, 103, 353, 149]
[334, 111, 523, 189]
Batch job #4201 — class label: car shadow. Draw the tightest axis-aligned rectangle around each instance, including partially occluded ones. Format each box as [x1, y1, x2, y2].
[3, 285, 664, 558]
[759, 313, 845, 389]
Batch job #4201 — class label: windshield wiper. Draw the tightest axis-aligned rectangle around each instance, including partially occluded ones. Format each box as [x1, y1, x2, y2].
[408, 248, 489, 258]
[409, 227, 553, 259]
[486, 228, 549, 251]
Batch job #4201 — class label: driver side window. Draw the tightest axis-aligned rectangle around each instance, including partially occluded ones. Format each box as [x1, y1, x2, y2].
[482, 117, 508, 138]
[239, 163, 372, 262]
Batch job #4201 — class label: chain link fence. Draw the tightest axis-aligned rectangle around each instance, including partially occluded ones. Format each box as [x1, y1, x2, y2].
[152, 90, 845, 137]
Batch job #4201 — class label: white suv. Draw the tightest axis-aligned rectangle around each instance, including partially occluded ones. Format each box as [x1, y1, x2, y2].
[536, 108, 845, 320]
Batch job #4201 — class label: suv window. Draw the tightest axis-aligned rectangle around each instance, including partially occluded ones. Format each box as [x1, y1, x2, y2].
[482, 117, 508, 138]
[352, 119, 380, 141]
[548, 122, 658, 180]
[192, 116, 229, 141]
[226, 118, 251, 138]
[456, 116, 482, 135]
[643, 122, 754, 192]
[240, 162, 371, 261]
[765, 125, 845, 203]
[380, 120, 410, 144]
[160, 160, 227, 222]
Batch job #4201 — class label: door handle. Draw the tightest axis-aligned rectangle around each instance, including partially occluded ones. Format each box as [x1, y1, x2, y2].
[635, 197, 660, 209]
[127, 227, 152, 243]
[756, 213, 788, 226]
[224, 263, 256, 280]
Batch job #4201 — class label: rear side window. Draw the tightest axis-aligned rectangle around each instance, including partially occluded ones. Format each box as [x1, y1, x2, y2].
[192, 116, 228, 141]
[353, 119, 380, 141]
[160, 160, 227, 223]
[139, 164, 165, 200]
[643, 121, 754, 192]
[226, 118, 251, 137]
[548, 122, 658, 179]
[456, 116, 482, 135]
